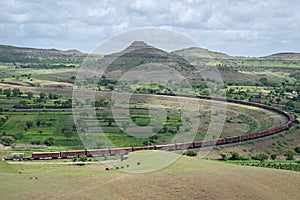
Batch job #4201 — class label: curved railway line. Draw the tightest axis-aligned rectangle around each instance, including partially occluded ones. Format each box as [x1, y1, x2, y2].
[31, 94, 293, 159]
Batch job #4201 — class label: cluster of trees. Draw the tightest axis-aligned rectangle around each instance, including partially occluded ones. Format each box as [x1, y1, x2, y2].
[30, 137, 54, 146]
[0, 88, 23, 97]
[220, 148, 299, 162]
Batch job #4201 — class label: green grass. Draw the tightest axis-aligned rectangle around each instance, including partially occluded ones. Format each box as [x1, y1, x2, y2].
[0, 152, 299, 199]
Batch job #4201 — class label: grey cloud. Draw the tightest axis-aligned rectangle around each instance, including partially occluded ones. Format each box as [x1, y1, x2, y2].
[0, 0, 299, 56]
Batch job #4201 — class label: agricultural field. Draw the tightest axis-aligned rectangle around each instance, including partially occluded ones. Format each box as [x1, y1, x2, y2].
[0, 91, 286, 150]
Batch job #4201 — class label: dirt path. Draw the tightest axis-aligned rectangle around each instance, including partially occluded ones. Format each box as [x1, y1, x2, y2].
[0, 144, 12, 150]
[7, 159, 120, 166]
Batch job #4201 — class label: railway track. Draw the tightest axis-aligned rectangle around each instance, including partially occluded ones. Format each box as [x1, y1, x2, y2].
[30, 94, 293, 159]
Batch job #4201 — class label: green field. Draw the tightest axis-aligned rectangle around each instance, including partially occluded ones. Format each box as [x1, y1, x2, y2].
[0, 95, 286, 149]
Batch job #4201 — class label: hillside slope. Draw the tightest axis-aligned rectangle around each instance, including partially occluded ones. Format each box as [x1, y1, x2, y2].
[0, 155, 299, 200]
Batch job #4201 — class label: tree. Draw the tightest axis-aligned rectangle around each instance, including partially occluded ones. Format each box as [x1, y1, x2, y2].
[294, 146, 300, 153]
[270, 153, 277, 160]
[44, 137, 54, 146]
[104, 117, 114, 126]
[26, 92, 33, 99]
[4, 88, 11, 97]
[25, 121, 33, 129]
[12, 88, 22, 97]
[275, 97, 281, 104]
[36, 120, 41, 127]
[254, 152, 269, 163]
[31, 139, 41, 145]
[39, 92, 47, 99]
[284, 149, 295, 160]
[62, 128, 74, 140]
[229, 151, 240, 160]
[79, 155, 87, 162]
[38, 129, 43, 135]
[0, 136, 15, 146]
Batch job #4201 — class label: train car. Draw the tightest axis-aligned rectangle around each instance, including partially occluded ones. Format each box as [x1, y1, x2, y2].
[225, 136, 239, 144]
[240, 134, 250, 141]
[32, 152, 60, 159]
[193, 141, 203, 148]
[86, 149, 109, 157]
[216, 138, 226, 145]
[176, 142, 194, 150]
[154, 144, 176, 151]
[60, 150, 85, 158]
[132, 146, 155, 151]
[109, 147, 132, 155]
[249, 132, 260, 140]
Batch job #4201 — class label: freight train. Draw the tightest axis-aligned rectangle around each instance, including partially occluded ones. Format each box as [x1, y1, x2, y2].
[31, 94, 293, 159]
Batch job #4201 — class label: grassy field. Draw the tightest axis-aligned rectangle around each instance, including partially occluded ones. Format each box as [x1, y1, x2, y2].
[0, 151, 299, 200]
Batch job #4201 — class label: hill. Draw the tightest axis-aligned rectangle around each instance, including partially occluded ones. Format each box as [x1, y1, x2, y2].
[102, 41, 196, 79]
[0, 153, 299, 200]
[0, 45, 91, 64]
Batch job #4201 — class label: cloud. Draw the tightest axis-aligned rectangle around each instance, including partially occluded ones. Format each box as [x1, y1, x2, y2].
[0, 0, 299, 56]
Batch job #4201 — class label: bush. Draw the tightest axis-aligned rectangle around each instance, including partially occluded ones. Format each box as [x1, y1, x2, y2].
[294, 146, 300, 154]
[0, 136, 15, 146]
[220, 152, 229, 161]
[31, 139, 41, 145]
[184, 150, 197, 157]
[79, 155, 87, 162]
[72, 156, 78, 162]
[239, 155, 251, 160]
[44, 137, 54, 146]
[229, 151, 240, 160]
[270, 153, 277, 160]
[284, 150, 295, 160]
[253, 153, 269, 162]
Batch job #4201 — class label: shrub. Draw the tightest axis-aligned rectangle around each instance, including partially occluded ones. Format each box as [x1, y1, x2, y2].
[44, 137, 54, 146]
[184, 150, 197, 157]
[253, 153, 269, 162]
[239, 155, 251, 160]
[79, 155, 87, 162]
[284, 150, 295, 160]
[220, 152, 229, 161]
[72, 156, 78, 162]
[229, 151, 240, 160]
[31, 139, 41, 145]
[270, 153, 277, 160]
[294, 146, 300, 154]
[0, 136, 15, 146]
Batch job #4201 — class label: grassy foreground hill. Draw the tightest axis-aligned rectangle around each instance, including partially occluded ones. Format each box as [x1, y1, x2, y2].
[0, 151, 299, 200]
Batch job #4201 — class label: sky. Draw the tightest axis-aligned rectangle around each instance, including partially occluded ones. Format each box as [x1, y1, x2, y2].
[0, 0, 299, 57]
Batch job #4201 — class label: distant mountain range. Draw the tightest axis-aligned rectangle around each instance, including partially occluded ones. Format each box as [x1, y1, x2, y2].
[1, 43, 300, 61]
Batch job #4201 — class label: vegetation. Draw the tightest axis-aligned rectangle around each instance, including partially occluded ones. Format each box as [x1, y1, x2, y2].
[284, 149, 295, 160]
[0, 43, 299, 161]
[183, 150, 197, 157]
[0, 136, 15, 146]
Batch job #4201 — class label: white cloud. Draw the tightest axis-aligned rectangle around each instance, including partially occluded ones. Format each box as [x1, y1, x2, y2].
[0, 0, 299, 56]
